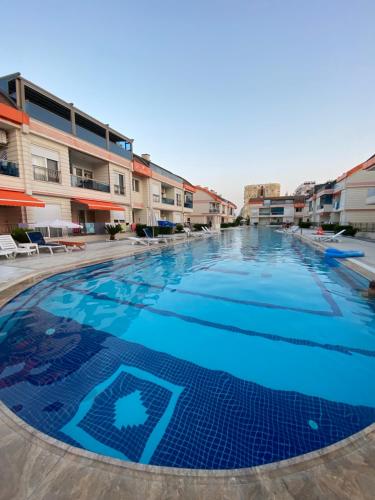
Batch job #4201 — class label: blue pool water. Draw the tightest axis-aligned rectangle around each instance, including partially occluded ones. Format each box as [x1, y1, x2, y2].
[0, 228, 375, 469]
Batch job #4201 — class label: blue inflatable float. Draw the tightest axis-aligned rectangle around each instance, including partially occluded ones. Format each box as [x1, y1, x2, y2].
[324, 247, 365, 259]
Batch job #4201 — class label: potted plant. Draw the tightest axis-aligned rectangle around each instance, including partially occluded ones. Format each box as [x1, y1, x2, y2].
[105, 223, 123, 241]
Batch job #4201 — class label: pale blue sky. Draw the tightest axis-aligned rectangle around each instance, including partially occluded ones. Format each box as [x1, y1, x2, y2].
[3, 0, 375, 208]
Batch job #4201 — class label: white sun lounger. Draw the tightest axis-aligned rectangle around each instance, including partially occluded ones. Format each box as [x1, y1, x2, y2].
[313, 229, 346, 242]
[0, 235, 37, 258]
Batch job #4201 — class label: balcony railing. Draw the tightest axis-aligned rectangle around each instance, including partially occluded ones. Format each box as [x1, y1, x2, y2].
[184, 201, 193, 208]
[33, 166, 61, 183]
[71, 174, 110, 193]
[209, 208, 220, 213]
[114, 184, 125, 195]
[162, 197, 174, 205]
[0, 160, 19, 177]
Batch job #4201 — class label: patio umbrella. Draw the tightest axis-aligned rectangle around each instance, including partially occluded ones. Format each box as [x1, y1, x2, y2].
[31, 219, 83, 238]
[148, 209, 158, 238]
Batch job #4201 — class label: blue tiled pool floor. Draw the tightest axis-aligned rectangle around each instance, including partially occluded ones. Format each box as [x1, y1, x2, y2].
[0, 228, 374, 469]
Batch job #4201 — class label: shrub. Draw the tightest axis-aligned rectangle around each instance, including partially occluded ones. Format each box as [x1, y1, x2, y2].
[336, 225, 357, 237]
[321, 223, 336, 231]
[175, 223, 184, 233]
[193, 223, 206, 231]
[11, 227, 30, 243]
[298, 221, 312, 228]
[105, 223, 123, 240]
[135, 224, 148, 237]
[158, 226, 173, 235]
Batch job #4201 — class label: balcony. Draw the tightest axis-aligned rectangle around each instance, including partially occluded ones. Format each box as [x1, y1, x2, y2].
[33, 166, 61, 183]
[25, 101, 72, 134]
[184, 201, 193, 208]
[0, 160, 19, 177]
[316, 204, 332, 213]
[162, 197, 174, 205]
[71, 174, 110, 193]
[209, 208, 220, 213]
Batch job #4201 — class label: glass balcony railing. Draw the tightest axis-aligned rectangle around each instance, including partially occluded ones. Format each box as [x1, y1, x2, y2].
[0, 160, 19, 177]
[71, 174, 110, 193]
[33, 166, 61, 183]
[184, 201, 193, 208]
[109, 142, 132, 160]
[76, 126, 107, 149]
[209, 208, 220, 213]
[25, 101, 72, 134]
[162, 197, 174, 205]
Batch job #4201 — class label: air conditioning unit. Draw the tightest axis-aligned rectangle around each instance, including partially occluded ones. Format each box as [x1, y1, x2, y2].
[0, 130, 7, 145]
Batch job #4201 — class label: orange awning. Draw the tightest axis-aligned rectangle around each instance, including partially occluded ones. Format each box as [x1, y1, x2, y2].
[0, 189, 45, 207]
[73, 198, 124, 211]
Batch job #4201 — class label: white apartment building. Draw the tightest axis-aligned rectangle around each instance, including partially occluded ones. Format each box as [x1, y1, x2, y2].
[132, 154, 195, 226]
[0, 73, 195, 235]
[190, 186, 236, 229]
[248, 196, 307, 225]
[307, 155, 375, 226]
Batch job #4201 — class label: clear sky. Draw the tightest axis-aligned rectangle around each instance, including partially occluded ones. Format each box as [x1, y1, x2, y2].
[2, 0, 375, 208]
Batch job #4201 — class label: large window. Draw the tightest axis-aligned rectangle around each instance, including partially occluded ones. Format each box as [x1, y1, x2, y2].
[32, 154, 60, 183]
[271, 207, 284, 215]
[176, 193, 182, 206]
[114, 172, 125, 195]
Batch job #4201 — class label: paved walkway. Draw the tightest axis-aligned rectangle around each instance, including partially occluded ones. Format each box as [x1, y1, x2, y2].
[0, 236, 187, 295]
[297, 230, 375, 281]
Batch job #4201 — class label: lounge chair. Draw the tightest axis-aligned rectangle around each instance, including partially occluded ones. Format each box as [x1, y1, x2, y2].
[0, 235, 37, 258]
[183, 227, 205, 237]
[313, 229, 346, 242]
[143, 228, 168, 244]
[27, 231, 68, 254]
[124, 236, 149, 246]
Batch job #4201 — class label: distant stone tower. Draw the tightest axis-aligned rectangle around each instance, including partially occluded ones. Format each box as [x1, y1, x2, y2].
[242, 183, 280, 217]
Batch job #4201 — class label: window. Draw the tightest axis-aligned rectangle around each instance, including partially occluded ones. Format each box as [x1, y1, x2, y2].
[32, 154, 60, 183]
[295, 207, 303, 213]
[73, 167, 93, 179]
[132, 178, 140, 192]
[176, 193, 182, 206]
[114, 172, 125, 195]
[271, 207, 284, 215]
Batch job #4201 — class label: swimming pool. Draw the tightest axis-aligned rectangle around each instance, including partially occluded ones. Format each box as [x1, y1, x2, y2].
[0, 228, 374, 469]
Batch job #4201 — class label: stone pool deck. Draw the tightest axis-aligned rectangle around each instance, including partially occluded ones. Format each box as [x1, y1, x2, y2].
[296, 230, 375, 281]
[1, 231, 375, 499]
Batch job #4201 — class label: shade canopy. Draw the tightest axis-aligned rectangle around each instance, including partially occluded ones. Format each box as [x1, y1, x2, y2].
[0, 189, 45, 207]
[32, 219, 83, 229]
[73, 198, 124, 211]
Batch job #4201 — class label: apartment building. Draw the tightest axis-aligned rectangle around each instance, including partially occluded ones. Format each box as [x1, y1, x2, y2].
[307, 155, 375, 226]
[132, 154, 195, 225]
[190, 186, 236, 229]
[0, 73, 196, 235]
[294, 181, 315, 197]
[248, 195, 307, 225]
[242, 183, 280, 218]
[0, 73, 134, 235]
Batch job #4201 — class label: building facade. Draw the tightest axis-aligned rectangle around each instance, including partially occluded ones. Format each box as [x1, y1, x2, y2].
[190, 186, 236, 229]
[242, 183, 280, 218]
[248, 195, 307, 226]
[307, 155, 375, 226]
[0, 73, 197, 235]
[131, 154, 195, 226]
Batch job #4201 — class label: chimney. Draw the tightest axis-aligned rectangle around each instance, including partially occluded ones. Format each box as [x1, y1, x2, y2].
[141, 153, 151, 161]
